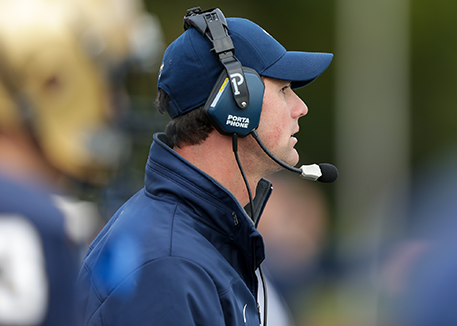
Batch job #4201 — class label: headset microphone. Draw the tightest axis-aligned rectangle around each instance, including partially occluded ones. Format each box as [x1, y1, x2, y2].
[251, 130, 338, 183]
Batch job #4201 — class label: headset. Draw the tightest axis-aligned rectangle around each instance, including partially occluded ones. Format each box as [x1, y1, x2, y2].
[184, 9, 270, 326]
[184, 7, 265, 137]
[183, 9, 269, 325]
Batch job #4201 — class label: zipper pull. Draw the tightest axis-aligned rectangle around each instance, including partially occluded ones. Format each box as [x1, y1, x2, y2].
[257, 302, 262, 324]
[232, 211, 239, 225]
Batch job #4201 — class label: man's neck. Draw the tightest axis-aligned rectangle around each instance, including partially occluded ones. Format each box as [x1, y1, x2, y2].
[173, 132, 261, 207]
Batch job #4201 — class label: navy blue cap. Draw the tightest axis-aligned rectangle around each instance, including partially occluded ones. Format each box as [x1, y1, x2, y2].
[158, 17, 333, 119]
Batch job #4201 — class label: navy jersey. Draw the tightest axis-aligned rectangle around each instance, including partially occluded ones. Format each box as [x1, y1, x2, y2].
[0, 175, 78, 326]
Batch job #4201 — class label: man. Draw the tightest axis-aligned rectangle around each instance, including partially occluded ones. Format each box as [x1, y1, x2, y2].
[0, 0, 159, 325]
[77, 7, 333, 326]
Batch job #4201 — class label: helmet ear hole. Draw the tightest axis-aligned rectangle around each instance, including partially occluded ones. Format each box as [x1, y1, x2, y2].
[43, 76, 61, 91]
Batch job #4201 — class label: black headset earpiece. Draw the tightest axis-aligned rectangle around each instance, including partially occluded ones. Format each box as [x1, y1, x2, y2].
[204, 67, 264, 136]
[184, 7, 265, 137]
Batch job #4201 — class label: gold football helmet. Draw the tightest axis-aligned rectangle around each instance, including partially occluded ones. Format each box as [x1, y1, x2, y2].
[0, 0, 162, 185]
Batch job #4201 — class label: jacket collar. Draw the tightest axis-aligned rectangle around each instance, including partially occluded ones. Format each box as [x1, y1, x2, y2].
[144, 132, 272, 267]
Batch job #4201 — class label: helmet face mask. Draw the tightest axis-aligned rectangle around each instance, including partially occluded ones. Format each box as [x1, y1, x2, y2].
[0, 0, 159, 185]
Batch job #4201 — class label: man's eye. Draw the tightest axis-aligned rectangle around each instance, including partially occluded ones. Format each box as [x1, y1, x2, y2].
[281, 85, 290, 93]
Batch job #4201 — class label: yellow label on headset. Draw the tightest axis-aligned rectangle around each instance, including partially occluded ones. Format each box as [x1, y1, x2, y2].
[219, 78, 229, 92]
[210, 77, 229, 108]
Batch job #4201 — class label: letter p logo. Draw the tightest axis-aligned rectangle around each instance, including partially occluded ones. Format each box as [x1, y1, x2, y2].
[229, 73, 244, 96]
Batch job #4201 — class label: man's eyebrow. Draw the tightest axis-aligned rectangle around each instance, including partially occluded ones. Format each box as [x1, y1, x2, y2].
[281, 80, 292, 88]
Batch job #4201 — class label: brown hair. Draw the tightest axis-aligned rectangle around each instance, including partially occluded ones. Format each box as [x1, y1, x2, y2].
[155, 88, 214, 148]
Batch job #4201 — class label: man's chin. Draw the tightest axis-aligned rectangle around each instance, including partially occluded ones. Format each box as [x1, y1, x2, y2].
[286, 150, 300, 167]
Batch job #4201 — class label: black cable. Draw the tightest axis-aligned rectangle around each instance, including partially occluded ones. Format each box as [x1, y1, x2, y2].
[232, 133, 254, 220]
[259, 265, 268, 326]
[250, 130, 301, 174]
[232, 133, 267, 325]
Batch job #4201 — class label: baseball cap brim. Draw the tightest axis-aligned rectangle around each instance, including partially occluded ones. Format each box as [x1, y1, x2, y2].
[260, 51, 333, 89]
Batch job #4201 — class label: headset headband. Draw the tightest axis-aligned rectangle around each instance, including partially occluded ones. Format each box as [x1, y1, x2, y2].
[184, 7, 249, 109]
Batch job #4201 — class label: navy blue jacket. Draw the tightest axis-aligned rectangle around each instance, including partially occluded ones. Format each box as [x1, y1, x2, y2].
[77, 133, 272, 325]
